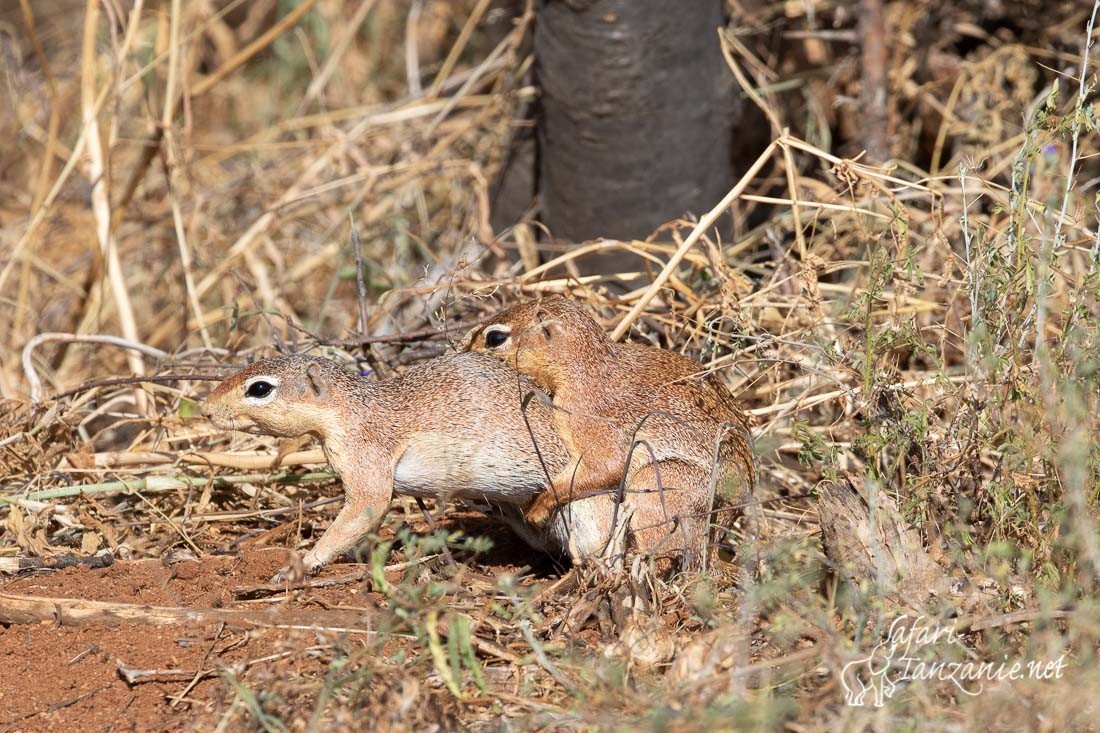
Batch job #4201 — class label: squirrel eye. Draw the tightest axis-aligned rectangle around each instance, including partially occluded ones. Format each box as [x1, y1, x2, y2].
[483, 328, 510, 349]
[245, 380, 274, 399]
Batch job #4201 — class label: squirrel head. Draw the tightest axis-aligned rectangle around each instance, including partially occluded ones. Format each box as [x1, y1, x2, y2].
[203, 354, 355, 439]
[460, 295, 612, 390]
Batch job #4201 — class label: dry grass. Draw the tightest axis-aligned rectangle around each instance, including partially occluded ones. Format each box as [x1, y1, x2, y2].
[2, 0, 1099, 729]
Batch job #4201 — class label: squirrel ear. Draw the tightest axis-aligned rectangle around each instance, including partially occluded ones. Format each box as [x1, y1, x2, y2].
[304, 362, 327, 399]
[455, 325, 478, 352]
[533, 308, 562, 342]
[539, 320, 561, 341]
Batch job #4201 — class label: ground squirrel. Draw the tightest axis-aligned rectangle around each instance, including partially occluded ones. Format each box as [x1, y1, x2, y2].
[461, 295, 755, 565]
[203, 352, 691, 580]
[203, 353, 576, 579]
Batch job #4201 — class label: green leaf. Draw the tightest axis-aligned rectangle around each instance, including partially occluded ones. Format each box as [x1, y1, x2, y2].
[177, 398, 200, 418]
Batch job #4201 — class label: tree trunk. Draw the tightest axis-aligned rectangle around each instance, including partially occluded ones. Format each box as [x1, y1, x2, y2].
[535, 0, 734, 273]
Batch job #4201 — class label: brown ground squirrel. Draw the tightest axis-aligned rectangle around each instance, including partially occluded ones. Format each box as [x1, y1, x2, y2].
[461, 295, 755, 562]
[203, 352, 703, 580]
[204, 353, 573, 579]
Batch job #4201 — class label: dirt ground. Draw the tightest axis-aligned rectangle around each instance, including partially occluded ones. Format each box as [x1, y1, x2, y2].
[0, 514, 562, 732]
[2, 549, 315, 732]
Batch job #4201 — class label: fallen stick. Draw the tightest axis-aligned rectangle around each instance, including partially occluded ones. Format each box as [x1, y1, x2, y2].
[0, 591, 370, 633]
[955, 607, 1073, 632]
[0, 591, 523, 665]
[0, 549, 114, 575]
[92, 449, 327, 469]
[231, 554, 444, 599]
[0, 470, 337, 505]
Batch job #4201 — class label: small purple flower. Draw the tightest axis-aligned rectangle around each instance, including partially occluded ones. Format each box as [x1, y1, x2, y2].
[360, 368, 373, 377]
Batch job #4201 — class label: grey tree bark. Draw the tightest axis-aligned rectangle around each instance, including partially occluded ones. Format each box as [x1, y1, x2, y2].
[534, 0, 735, 273]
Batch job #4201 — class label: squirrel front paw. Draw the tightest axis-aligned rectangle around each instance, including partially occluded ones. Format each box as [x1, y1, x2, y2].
[269, 552, 322, 584]
[524, 492, 561, 527]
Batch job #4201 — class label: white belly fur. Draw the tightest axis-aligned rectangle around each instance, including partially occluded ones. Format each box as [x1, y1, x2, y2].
[392, 431, 549, 504]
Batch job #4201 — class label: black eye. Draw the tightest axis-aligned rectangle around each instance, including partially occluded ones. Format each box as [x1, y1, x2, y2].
[484, 329, 510, 348]
[245, 380, 274, 399]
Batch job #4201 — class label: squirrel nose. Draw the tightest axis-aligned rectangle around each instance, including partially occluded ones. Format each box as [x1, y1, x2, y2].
[199, 401, 212, 418]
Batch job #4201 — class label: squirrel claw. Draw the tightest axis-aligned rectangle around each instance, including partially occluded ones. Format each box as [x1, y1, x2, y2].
[269, 554, 318, 585]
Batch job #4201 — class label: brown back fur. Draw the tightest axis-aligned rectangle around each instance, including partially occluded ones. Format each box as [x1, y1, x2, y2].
[462, 296, 755, 568]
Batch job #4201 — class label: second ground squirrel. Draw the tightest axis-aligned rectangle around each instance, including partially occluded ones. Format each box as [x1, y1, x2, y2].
[462, 295, 755, 567]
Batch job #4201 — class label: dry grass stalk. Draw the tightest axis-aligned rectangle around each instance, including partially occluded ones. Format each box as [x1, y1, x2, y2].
[0, 1, 1097, 728]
